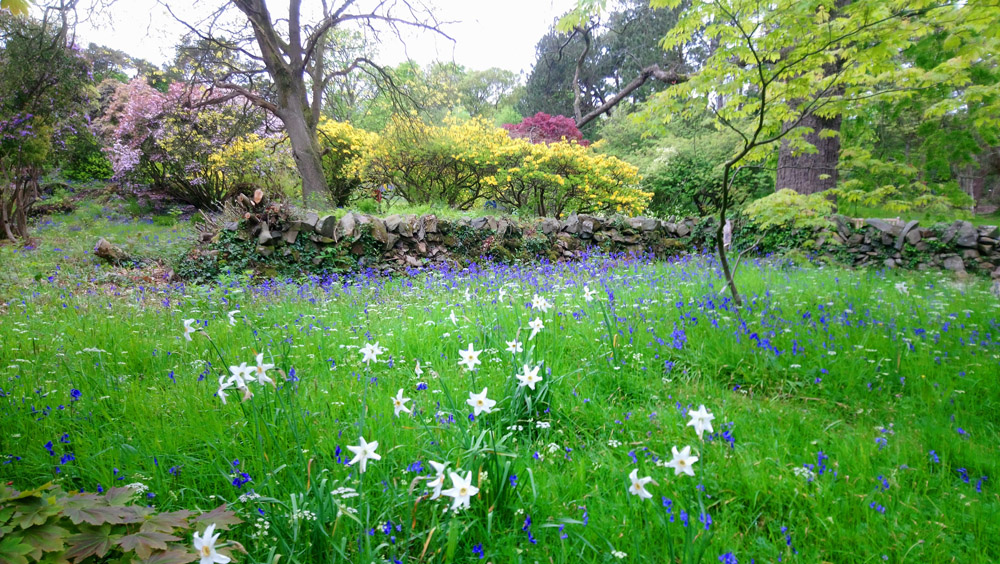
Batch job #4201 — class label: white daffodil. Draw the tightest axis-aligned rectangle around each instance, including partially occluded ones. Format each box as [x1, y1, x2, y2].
[457, 343, 482, 371]
[216, 376, 234, 405]
[193, 523, 231, 564]
[414, 360, 424, 377]
[628, 468, 654, 500]
[664, 445, 699, 477]
[427, 460, 449, 499]
[466, 387, 496, 416]
[583, 286, 597, 302]
[182, 319, 198, 341]
[253, 353, 275, 387]
[449, 310, 459, 326]
[360, 342, 384, 365]
[464, 287, 472, 301]
[895, 282, 909, 295]
[531, 294, 552, 313]
[227, 363, 252, 389]
[528, 317, 545, 341]
[441, 470, 479, 512]
[505, 339, 523, 354]
[516, 364, 543, 390]
[686, 405, 715, 440]
[498, 288, 507, 302]
[391, 388, 411, 417]
[227, 310, 240, 327]
[346, 436, 381, 473]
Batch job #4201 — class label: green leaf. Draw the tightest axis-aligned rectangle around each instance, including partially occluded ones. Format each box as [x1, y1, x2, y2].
[11, 496, 58, 529]
[0, 534, 33, 564]
[193, 505, 242, 530]
[62, 497, 129, 526]
[103, 487, 135, 506]
[140, 510, 194, 533]
[64, 524, 119, 563]
[116, 531, 181, 560]
[19, 523, 69, 560]
[0, 0, 31, 16]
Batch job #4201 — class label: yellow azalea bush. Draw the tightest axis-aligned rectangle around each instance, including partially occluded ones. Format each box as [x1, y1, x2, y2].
[207, 133, 295, 197]
[369, 115, 520, 209]
[369, 115, 649, 217]
[316, 118, 381, 206]
[497, 139, 649, 217]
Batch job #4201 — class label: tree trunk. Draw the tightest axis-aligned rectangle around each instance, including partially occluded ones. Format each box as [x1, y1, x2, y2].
[775, 111, 842, 194]
[281, 108, 330, 207]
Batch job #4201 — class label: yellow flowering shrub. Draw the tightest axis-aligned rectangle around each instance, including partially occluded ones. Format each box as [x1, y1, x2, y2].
[207, 133, 294, 196]
[369, 116, 649, 217]
[497, 139, 649, 217]
[316, 118, 381, 206]
[369, 115, 521, 209]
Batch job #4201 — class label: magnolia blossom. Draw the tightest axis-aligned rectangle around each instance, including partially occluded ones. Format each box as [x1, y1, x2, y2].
[628, 468, 654, 500]
[441, 470, 479, 512]
[528, 317, 545, 341]
[360, 342, 384, 365]
[686, 405, 715, 440]
[193, 523, 231, 564]
[427, 460, 449, 499]
[516, 364, 543, 390]
[253, 353, 275, 387]
[583, 286, 597, 302]
[505, 339, 523, 354]
[466, 387, 496, 416]
[664, 445, 699, 477]
[457, 344, 482, 371]
[227, 310, 240, 327]
[346, 436, 380, 473]
[391, 388, 412, 417]
[182, 319, 198, 341]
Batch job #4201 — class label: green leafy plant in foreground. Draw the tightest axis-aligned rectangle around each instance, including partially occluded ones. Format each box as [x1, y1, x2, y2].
[0, 482, 243, 564]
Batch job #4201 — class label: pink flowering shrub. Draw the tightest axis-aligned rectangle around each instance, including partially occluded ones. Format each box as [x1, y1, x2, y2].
[502, 112, 588, 146]
[97, 79, 288, 209]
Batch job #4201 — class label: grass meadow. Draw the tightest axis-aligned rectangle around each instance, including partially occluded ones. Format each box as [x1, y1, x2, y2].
[1, 210, 998, 563]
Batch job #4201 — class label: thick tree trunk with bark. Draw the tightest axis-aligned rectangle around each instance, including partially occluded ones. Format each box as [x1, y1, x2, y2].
[775, 112, 842, 194]
[282, 108, 330, 207]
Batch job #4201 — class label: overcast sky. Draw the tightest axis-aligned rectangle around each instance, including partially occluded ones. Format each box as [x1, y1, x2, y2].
[72, 0, 579, 76]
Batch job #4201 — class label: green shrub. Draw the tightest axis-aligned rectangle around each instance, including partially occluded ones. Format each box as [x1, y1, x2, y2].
[0, 482, 242, 564]
[743, 189, 835, 230]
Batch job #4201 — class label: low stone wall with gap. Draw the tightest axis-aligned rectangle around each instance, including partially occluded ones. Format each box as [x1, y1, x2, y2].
[178, 205, 1000, 280]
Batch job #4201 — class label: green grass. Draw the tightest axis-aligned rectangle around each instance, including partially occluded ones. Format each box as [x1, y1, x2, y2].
[1, 250, 997, 563]
[0, 199, 193, 293]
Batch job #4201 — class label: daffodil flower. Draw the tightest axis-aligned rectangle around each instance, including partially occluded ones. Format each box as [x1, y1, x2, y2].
[665, 445, 699, 477]
[346, 436, 381, 473]
[628, 468, 654, 500]
[391, 388, 411, 417]
[457, 343, 482, 370]
[466, 387, 496, 416]
[686, 405, 715, 440]
[441, 470, 479, 512]
[193, 523, 231, 564]
[516, 364, 543, 390]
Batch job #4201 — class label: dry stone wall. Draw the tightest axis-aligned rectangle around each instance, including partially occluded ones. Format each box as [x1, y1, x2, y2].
[211, 208, 1000, 279]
